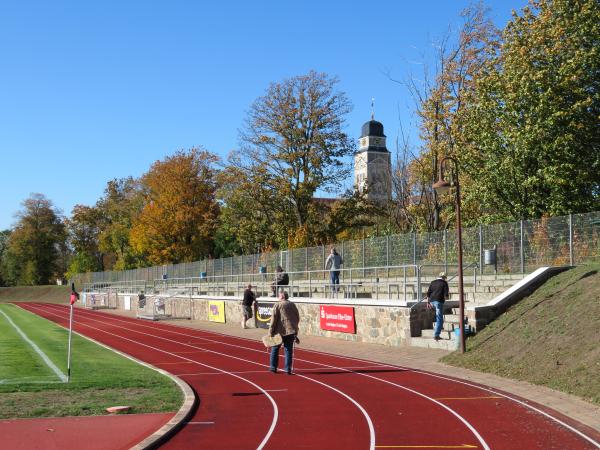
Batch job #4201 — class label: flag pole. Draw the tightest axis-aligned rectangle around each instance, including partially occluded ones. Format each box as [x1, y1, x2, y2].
[67, 302, 73, 382]
[68, 282, 78, 383]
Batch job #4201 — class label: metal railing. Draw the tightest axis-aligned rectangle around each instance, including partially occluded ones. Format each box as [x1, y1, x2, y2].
[84, 264, 423, 303]
[73, 210, 600, 287]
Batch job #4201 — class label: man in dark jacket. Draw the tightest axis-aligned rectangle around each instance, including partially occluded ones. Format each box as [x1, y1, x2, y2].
[426, 272, 449, 341]
[241, 284, 256, 329]
[271, 265, 289, 296]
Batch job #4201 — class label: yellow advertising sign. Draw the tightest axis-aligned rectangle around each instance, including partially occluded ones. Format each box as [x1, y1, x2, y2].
[208, 300, 226, 323]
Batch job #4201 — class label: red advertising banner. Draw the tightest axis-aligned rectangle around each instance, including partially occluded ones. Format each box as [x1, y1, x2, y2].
[319, 305, 356, 334]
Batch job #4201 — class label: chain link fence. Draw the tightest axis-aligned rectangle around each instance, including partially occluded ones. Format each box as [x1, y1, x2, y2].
[73, 211, 600, 287]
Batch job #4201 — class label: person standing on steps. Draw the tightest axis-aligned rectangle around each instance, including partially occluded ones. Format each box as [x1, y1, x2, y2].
[241, 284, 256, 329]
[325, 247, 343, 294]
[268, 290, 300, 374]
[426, 272, 449, 341]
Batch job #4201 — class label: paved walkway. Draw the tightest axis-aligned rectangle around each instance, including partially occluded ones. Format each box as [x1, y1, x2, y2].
[1, 413, 173, 450]
[151, 314, 600, 436]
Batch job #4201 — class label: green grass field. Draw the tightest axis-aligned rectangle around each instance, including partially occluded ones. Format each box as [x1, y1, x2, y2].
[0, 303, 182, 419]
[443, 264, 600, 405]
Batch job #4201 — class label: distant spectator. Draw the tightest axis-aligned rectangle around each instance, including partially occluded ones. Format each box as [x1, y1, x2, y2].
[268, 290, 300, 375]
[271, 265, 289, 297]
[325, 247, 343, 293]
[426, 272, 449, 341]
[138, 292, 146, 309]
[241, 284, 256, 329]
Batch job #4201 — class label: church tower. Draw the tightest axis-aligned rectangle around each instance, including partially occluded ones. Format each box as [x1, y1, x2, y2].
[354, 115, 392, 204]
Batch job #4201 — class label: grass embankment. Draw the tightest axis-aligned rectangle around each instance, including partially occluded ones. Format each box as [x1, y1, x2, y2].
[0, 303, 182, 419]
[443, 264, 600, 405]
[0, 285, 70, 303]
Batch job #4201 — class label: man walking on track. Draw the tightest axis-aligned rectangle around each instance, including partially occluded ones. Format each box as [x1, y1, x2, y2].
[268, 290, 300, 374]
[241, 284, 256, 329]
[325, 247, 343, 293]
[426, 272, 449, 341]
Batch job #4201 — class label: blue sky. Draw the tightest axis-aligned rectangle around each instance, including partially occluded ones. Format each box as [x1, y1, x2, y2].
[0, 0, 526, 230]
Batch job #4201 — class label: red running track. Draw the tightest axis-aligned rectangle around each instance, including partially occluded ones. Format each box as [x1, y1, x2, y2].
[17, 302, 600, 450]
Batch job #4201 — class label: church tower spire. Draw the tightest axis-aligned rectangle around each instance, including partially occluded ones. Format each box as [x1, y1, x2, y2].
[354, 108, 392, 204]
[371, 97, 375, 120]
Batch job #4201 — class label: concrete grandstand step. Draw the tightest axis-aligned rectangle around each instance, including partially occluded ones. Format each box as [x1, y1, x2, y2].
[421, 329, 453, 340]
[409, 336, 456, 351]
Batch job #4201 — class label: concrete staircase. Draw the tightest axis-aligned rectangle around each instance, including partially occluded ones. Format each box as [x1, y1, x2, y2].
[410, 274, 528, 351]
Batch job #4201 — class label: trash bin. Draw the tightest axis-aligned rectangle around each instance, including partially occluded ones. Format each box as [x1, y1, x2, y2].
[453, 327, 461, 349]
[454, 325, 472, 348]
[484, 249, 496, 265]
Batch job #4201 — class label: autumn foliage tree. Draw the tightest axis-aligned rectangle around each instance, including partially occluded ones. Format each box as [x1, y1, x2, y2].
[398, 3, 499, 231]
[65, 204, 104, 278]
[221, 71, 355, 249]
[3, 194, 66, 285]
[96, 177, 144, 270]
[130, 149, 220, 265]
[463, 0, 600, 220]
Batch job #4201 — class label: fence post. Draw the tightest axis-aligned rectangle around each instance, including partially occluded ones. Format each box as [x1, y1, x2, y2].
[443, 229, 448, 274]
[520, 220, 525, 273]
[569, 213, 574, 265]
[479, 224, 483, 275]
[302, 247, 306, 273]
[322, 245, 326, 281]
[362, 238, 366, 277]
[386, 235, 390, 267]
[412, 233, 417, 265]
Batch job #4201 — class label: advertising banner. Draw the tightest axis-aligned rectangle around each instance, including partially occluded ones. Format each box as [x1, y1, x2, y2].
[208, 300, 226, 323]
[319, 305, 356, 334]
[255, 301, 276, 329]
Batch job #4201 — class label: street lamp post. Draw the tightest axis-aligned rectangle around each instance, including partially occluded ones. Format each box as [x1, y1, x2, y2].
[432, 156, 466, 353]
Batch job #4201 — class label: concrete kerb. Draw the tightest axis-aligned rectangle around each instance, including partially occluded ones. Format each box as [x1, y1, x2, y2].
[67, 329, 197, 450]
[152, 317, 600, 437]
[100, 306, 600, 437]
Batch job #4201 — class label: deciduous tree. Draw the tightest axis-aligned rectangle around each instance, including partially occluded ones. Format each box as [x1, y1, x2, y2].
[393, 3, 500, 230]
[96, 177, 144, 270]
[130, 149, 220, 264]
[65, 204, 104, 278]
[463, 0, 600, 220]
[231, 71, 355, 245]
[4, 194, 66, 285]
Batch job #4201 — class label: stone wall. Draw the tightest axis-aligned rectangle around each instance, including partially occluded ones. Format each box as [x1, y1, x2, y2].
[112, 293, 432, 348]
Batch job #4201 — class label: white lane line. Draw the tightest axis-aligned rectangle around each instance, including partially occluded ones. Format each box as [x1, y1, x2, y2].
[0, 307, 67, 383]
[37, 303, 377, 450]
[135, 316, 598, 450]
[174, 366, 390, 377]
[62, 306, 480, 448]
[282, 344, 600, 449]
[414, 370, 600, 449]
[21, 304, 279, 450]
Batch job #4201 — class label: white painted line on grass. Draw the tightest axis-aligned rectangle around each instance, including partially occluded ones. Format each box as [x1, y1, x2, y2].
[36, 303, 377, 450]
[0, 308, 67, 383]
[23, 304, 279, 450]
